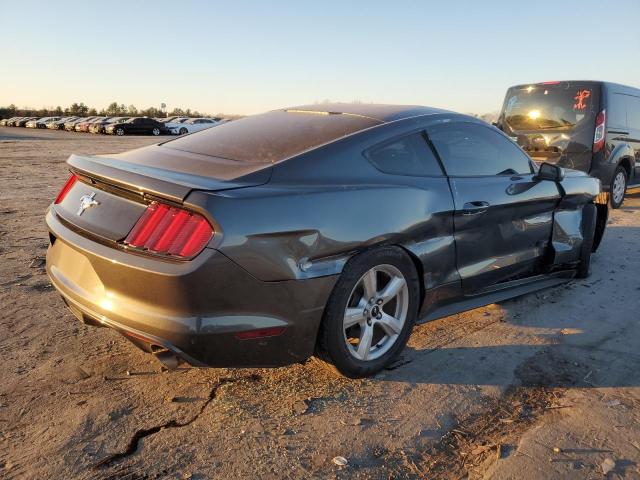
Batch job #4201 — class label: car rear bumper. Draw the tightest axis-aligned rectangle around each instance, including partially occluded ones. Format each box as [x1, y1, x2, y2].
[45, 209, 338, 367]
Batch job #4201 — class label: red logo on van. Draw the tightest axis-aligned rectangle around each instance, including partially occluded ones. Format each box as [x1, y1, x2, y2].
[573, 89, 591, 110]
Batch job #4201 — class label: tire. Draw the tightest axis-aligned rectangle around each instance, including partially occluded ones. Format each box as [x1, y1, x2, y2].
[179, 127, 188, 135]
[316, 247, 420, 378]
[576, 204, 597, 278]
[116, 127, 125, 136]
[152, 127, 161, 136]
[610, 166, 627, 209]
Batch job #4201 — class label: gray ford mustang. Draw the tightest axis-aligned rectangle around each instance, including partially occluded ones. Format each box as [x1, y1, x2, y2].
[46, 104, 607, 378]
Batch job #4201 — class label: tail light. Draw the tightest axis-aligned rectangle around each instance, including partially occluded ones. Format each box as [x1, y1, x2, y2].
[593, 110, 606, 153]
[54, 174, 78, 204]
[124, 202, 213, 259]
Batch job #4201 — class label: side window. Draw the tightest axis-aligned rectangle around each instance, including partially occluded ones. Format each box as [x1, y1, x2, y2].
[427, 122, 532, 176]
[366, 132, 443, 177]
[627, 96, 640, 129]
[608, 94, 628, 128]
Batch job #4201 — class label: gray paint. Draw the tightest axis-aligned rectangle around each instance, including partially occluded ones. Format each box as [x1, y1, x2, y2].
[46, 105, 604, 369]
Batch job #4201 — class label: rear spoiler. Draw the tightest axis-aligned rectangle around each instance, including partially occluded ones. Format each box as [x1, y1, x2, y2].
[67, 153, 271, 203]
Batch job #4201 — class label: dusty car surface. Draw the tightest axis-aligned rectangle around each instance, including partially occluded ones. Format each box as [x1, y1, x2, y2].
[45, 104, 606, 377]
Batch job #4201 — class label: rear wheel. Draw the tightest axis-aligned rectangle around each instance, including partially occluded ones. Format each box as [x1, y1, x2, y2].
[316, 247, 420, 378]
[610, 166, 627, 209]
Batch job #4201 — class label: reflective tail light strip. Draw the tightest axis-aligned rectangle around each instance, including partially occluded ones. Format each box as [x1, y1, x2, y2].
[124, 202, 213, 259]
[53, 174, 78, 204]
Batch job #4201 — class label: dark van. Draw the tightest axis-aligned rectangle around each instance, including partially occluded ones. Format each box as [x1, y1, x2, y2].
[495, 81, 640, 208]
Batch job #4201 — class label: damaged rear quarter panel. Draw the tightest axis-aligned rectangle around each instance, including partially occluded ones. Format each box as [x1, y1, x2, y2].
[551, 172, 601, 264]
[186, 118, 458, 283]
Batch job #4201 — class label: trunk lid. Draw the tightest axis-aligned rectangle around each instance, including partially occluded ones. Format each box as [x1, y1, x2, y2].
[54, 144, 271, 242]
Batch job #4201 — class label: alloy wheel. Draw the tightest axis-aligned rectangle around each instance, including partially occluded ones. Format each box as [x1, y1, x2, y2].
[612, 170, 626, 205]
[343, 264, 409, 361]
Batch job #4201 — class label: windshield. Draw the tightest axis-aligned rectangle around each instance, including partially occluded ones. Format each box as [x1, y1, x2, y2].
[503, 82, 599, 131]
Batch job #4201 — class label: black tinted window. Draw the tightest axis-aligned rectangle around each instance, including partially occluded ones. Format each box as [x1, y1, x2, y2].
[366, 132, 443, 176]
[608, 94, 628, 128]
[428, 122, 532, 176]
[627, 96, 640, 128]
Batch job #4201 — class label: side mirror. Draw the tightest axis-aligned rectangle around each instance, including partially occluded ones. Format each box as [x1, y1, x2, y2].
[536, 162, 565, 182]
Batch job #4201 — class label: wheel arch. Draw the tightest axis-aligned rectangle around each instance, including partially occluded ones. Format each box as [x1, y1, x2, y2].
[618, 156, 633, 179]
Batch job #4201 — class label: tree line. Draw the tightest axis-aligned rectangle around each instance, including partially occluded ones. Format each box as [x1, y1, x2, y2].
[0, 102, 240, 119]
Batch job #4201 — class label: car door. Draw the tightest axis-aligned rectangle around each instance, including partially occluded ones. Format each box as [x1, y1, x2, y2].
[426, 121, 561, 293]
[130, 118, 144, 134]
[364, 131, 459, 298]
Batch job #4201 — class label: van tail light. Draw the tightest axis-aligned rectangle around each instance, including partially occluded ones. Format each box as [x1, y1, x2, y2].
[54, 174, 78, 204]
[124, 202, 213, 258]
[593, 110, 606, 153]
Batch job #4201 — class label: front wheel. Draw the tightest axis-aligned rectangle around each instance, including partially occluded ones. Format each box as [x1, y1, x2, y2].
[116, 127, 125, 136]
[610, 166, 627, 209]
[316, 247, 420, 378]
[179, 127, 188, 135]
[152, 127, 161, 136]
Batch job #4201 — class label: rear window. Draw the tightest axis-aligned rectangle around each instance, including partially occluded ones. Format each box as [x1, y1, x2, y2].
[163, 110, 382, 163]
[502, 82, 599, 131]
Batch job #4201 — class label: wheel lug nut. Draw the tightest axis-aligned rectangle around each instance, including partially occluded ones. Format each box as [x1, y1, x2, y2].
[377, 314, 382, 320]
[376, 299, 383, 305]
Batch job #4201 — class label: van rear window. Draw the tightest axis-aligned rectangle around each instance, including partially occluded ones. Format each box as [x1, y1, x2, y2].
[503, 82, 599, 131]
[162, 110, 382, 163]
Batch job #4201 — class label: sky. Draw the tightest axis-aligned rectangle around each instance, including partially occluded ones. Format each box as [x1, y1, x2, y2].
[1, 0, 639, 116]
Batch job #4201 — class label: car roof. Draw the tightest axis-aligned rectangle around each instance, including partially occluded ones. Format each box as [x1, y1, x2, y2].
[284, 103, 450, 123]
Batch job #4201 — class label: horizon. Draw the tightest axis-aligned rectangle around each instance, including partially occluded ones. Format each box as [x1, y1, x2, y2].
[1, 0, 639, 116]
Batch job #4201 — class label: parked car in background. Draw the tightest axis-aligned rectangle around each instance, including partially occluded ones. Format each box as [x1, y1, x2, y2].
[74, 117, 101, 132]
[83, 117, 109, 133]
[1, 117, 18, 126]
[35, 117, 61, 128]
[89, 117, 130, 134]
[104, 117, 167, 136]
[168, 117, 221, 135]
[64, 117, 87, 131]
[47, 117, 77, 129]
[16, 117, 37, 127]
[496, 80, 640, 208]
[47, 104, 606, 377]
[163, 117, 191, 130]
[156, 116, 181, 124]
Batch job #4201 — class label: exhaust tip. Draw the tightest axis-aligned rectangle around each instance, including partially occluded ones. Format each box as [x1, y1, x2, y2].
[153, 350, 182, 371]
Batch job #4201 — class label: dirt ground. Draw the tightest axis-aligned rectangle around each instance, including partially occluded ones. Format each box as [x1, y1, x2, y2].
[1, 126, 639, 480]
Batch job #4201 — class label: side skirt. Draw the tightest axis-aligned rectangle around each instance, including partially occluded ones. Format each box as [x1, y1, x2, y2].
[417, 270, 575, 324]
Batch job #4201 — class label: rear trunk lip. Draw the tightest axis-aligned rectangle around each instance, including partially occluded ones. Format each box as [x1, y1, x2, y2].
[68, 153, 272, 204]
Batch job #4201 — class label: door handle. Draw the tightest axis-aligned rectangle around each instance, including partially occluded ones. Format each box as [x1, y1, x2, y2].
[462, 201, 490, 215]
